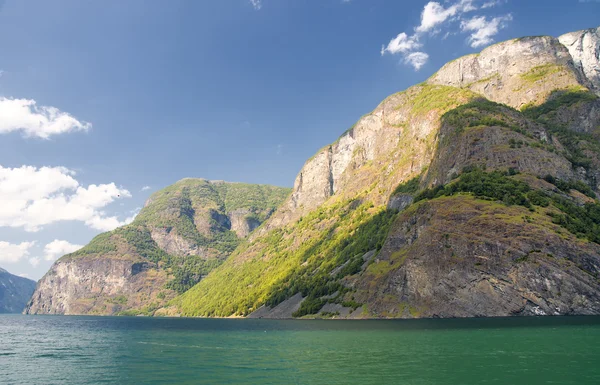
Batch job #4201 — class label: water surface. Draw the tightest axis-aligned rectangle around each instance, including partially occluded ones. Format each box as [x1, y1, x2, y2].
[1, 315, 599, 384]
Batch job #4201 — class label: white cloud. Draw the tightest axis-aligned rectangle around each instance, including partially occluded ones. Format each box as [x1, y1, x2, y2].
[28, 257, 40, 267]
[141, 186, 151, 191]
[481, 0, 503, 9]
[0, 97, 91, 139]
[18, 273, 30, 278]
[43, 240, 84, 261]
[0, 241, 35, 263]
[0, 165, 131, 232]
[404, 52, 430, 70]
[381, 33, 422, 55]
[276, 144, 283, 155]
[461, 14, 512, 48]
[415, 0, 476, 33]
[250, 0, 261, 10]
[381, 0, 511, 71]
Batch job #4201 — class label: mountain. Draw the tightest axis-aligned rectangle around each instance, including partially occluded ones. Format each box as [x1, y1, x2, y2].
[0, 268, 36, 313]
[170, 26, 600, 318]
[27, 26, 600, 319]
[25, 180, 290, 315]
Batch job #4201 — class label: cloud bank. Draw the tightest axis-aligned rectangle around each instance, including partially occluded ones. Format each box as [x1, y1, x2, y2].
[0, 165, 133, 232]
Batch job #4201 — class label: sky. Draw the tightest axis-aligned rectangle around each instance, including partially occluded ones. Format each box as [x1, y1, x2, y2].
[0, 0, 598, 280]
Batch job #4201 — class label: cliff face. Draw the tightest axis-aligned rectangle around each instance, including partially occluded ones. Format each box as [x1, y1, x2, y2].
[173, 26, 600, 319]
[0, 268, 36, 313]
[25, 180, 290, 315]
[559, 27, 600, 94]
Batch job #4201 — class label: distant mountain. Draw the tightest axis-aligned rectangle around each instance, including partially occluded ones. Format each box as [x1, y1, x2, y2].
[0, 268, 36, 314]
[25, 179, 290, 316]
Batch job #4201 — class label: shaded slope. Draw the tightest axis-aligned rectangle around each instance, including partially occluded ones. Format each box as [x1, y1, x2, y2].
[0, 268, 36, 314]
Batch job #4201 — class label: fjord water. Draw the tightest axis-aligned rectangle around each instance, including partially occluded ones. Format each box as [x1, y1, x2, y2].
[1, 315, 599, 384]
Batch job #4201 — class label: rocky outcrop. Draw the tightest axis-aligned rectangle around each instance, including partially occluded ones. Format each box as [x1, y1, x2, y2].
[0, 268, 35, 313]
[253, 85, 466, 238]
[229, 209, 261, 238]
[428, 36, 582, 109]
[247, 293, 305, 319]
[353, 196, 600, 317]
[150, 228, 207, 257]
[24, 256, 171, 315]
[559, 27, 600, 93]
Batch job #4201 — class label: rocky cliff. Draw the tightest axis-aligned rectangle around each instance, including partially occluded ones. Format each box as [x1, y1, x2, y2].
[172, 26, 600, 319]
[0, 268, 36, 313]
[25, 180, 290, 315]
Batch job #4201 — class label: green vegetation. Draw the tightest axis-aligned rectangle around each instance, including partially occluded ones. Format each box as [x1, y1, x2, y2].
[392, 176, 421, 195]
[415, 168, 600, 244]
[522, 88, 597, 119]
[415, 168, 532, 207]
[173, 197, 398, 317]
[522, 88, 600, 170]
[67, 232, 117, 257]
[407, 85, 475, 117]
[520, 64, 563, 83]
[442, 98, 520, 132]
[543, 175, 596, 198]
[62, 179, 290, 295]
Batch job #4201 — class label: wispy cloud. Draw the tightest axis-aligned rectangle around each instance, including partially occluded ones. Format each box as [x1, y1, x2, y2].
[141, 186, 151, 191]
[250, 0, 262, 10]
[276, 144, 283, 155]
[43, 239, 84, 261]
[0, 97, 91, 139]
[29, 257, 40, 267]
[404, 52, 430, 70]
[460, 14, 512, 47]
[381, 0, 512, 70]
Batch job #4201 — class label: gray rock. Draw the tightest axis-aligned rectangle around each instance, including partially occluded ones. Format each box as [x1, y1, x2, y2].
[559, 26, 600, 94]
[247, 293, 304, 319]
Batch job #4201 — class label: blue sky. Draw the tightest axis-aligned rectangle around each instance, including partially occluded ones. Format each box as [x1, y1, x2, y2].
[0, 0, 598, 280]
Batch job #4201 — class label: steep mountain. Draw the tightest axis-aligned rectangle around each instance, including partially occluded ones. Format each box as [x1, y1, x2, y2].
[170, 26, 600, 318]
[25, 180, 290, 315]
[0, 268, 36, 313]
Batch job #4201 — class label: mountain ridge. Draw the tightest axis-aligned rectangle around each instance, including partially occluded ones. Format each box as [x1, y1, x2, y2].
[27, 25, 600, 319]
[0, 268, 36, 314]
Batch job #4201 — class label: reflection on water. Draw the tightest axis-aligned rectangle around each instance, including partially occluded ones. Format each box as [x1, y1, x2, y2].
[1, 315, 599, 384]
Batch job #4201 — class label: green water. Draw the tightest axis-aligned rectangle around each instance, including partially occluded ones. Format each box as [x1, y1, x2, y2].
[1, 315, 599, 384]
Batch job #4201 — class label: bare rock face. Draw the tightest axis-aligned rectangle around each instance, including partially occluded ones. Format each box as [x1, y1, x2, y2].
[354, 196, 600, 318]
[254, 85, 456, 238]
[229, 209, 261, 238]
[559, 27, 600, 93]
[150, 228, 207, 257]
[428, 36, 581, 109]
[24, 256, 172, 315]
